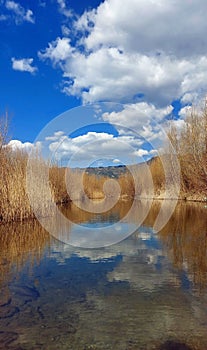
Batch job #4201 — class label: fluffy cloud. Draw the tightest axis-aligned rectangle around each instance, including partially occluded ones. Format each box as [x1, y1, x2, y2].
[102, 102, 173, 129]
[40, 43, 190, 105]
[5, 0, 35, 24]
[7, 140, 41, 152]
[83, 0, 207, 57]
[6, 131, 153, 167]
[62, 49, 185, 104]
[56, 0, 72, 18]
[101, 102, 172, 151]
[46, 131, 153, 167]
[11, 58, 37, 73]
[38, 37, 74, 65]
[45, 131, 65, 141]
[61, 25, 71, 36]
[178, 107, 189, 119]
[38, 0, 207, 109]
[134, 149, 150, 157]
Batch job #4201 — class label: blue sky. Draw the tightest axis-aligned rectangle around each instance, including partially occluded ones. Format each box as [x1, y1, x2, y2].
[1, 0, 207, 167]
[0, 0, 87, 141]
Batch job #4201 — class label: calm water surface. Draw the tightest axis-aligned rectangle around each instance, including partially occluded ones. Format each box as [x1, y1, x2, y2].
[0, 200, 207, 350]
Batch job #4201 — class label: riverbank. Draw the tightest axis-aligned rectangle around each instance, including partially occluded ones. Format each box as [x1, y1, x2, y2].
[0, 100, 207, 223]
[0, 152, 206, 224]
[147, 190, 207, 203]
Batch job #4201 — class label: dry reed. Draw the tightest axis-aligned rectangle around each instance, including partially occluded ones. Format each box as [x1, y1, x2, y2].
[1, 100, 207, 224]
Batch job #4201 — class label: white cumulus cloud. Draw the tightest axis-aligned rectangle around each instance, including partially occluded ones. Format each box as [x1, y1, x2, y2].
[5, 0, 35, 24]
[46, 131, 152, 167]
[56, 0, 72, 18]
[7, 140, 41, 152]
[38, 37, 74, 65]
[39, 0, 207, 109]
[102, 102, 173, 129]
[11, 58, 37, 74]
[83, 0, 207, 57]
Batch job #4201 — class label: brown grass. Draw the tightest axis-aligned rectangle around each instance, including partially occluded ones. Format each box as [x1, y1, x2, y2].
[0, 142, 136, 223]
[82, 171, 135, 199]
[148, 157, 165, 193]
[168, 101, 207, 196]
[0, 148, 33, 222]
[1, 100, 207, 224]
[0, 137, 169, 223]
[49, 166, 69, 203]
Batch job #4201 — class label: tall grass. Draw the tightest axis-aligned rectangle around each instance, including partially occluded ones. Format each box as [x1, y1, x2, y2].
[1, 100, 207, 224]
[0, 113, 70, 222]
[168, 101, 207, 197]
[49, 166, 69, 203]
[0, 139, 136, 223]
[0, 147, 33, 222]
[82, 171, 135, 200]
[0, 115, 35, 221]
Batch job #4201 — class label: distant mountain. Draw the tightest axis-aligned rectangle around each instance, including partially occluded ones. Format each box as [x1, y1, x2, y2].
[84, 164, 128, 178]
[71, 159, 157, 178]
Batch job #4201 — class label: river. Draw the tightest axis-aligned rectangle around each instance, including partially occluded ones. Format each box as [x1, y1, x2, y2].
[0, 200, 207, 349]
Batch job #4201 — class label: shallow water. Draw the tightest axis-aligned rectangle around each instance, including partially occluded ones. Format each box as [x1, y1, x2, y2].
[0, 200, 207, 349]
